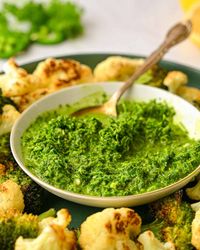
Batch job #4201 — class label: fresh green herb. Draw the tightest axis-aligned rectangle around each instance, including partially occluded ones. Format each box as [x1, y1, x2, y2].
[0, 0, 84, 58]
[21, 98, 200, 197]
[0, 31, 30, 58]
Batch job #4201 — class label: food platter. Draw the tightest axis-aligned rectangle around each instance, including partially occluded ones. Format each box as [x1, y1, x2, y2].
[11, 82, 200, 207]
[12, 53, 199, 229]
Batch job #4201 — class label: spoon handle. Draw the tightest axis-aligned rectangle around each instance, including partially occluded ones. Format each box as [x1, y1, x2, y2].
[110, 20, 192, 104]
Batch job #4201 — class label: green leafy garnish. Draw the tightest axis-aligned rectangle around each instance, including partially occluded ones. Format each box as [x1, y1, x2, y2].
[0, 0, 84, 58]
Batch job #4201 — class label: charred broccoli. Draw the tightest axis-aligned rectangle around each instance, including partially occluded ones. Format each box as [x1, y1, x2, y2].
[0, 208, 56, 250]
[0, 209, 39, 250]
[137, 65, 168, 88]
[15, 209, 76, 250]
[0, 133, 44, 214]
[142, 191, 195, 250]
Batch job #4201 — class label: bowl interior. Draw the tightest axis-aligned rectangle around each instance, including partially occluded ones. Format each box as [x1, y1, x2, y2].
[10, 82, 200, 207]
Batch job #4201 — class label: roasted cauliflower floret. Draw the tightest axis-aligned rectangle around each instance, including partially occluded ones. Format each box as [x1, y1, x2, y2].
[79, 207, 142, 250]
[163, 71, 188, 93]
[186, 179, 200, 201]
[176, 86, 200, 109]
[191, 208, 200, 250]
[33, 58, 93, 90]
[15, 208, 77, 250]
[11, 87, 53, 112]
[163, 70, 200, 108]
[8, 57, 93, 111]
[0, 58, 41, 97]
[0, 57, 93, 110]
[138, 230, 175, 250]
[0, 180, 24, 213]
[0, 104, 20, 135]
[93, 56, 144, 82]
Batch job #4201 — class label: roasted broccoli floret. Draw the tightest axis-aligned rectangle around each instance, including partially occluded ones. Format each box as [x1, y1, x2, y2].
[0, 208, 56, 250]
[15, 209, 76, 250]
[0, 133, 44, 214]
[137, 65, 168, 88]
[0, 209, 40, 250]
[142, 191, 195, 250]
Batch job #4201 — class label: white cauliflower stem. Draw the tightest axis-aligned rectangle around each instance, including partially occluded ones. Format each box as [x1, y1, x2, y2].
[138, 231, 175, 250]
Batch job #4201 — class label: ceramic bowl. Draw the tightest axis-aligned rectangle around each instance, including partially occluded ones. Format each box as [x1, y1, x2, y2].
[10, 82, 200, 207]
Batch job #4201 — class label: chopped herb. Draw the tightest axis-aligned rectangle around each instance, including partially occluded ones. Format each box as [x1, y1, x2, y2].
[21, 97, 200, 197]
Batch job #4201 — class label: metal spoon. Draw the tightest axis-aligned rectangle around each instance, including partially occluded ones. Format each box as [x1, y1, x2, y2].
[74, 20, 192, 117]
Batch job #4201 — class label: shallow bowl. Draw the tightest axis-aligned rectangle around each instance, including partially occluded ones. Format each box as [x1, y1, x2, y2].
[11, 82, 200, 207]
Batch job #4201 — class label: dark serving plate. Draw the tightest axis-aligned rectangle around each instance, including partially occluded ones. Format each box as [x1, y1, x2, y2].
[20, 53, 200, 228]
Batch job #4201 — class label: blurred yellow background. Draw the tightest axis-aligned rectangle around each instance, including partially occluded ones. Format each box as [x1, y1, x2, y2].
[179, 0, 200, 47]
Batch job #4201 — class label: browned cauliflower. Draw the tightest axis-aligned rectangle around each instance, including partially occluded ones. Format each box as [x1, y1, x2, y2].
[191, 208, 200, 249]
[186, 179, 200, 201]
[163, 71, 200, 108]
[0, 58, 41, 97]
[93, 56, 144, 82]
[10, 57, 94, 111]
[15, 208, 77, 250]
[163, 71, 188, 93]
[0, 180, 24, 213]
[79, 207, 142, 250]
[11, 87, 53, 112]
[175, 86, 200, 108]
[33, 57, 93, 90]
[0, 104, 20, 135]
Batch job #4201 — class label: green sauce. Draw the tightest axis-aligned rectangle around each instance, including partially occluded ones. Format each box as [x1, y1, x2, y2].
[21, 97, 200, 196]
